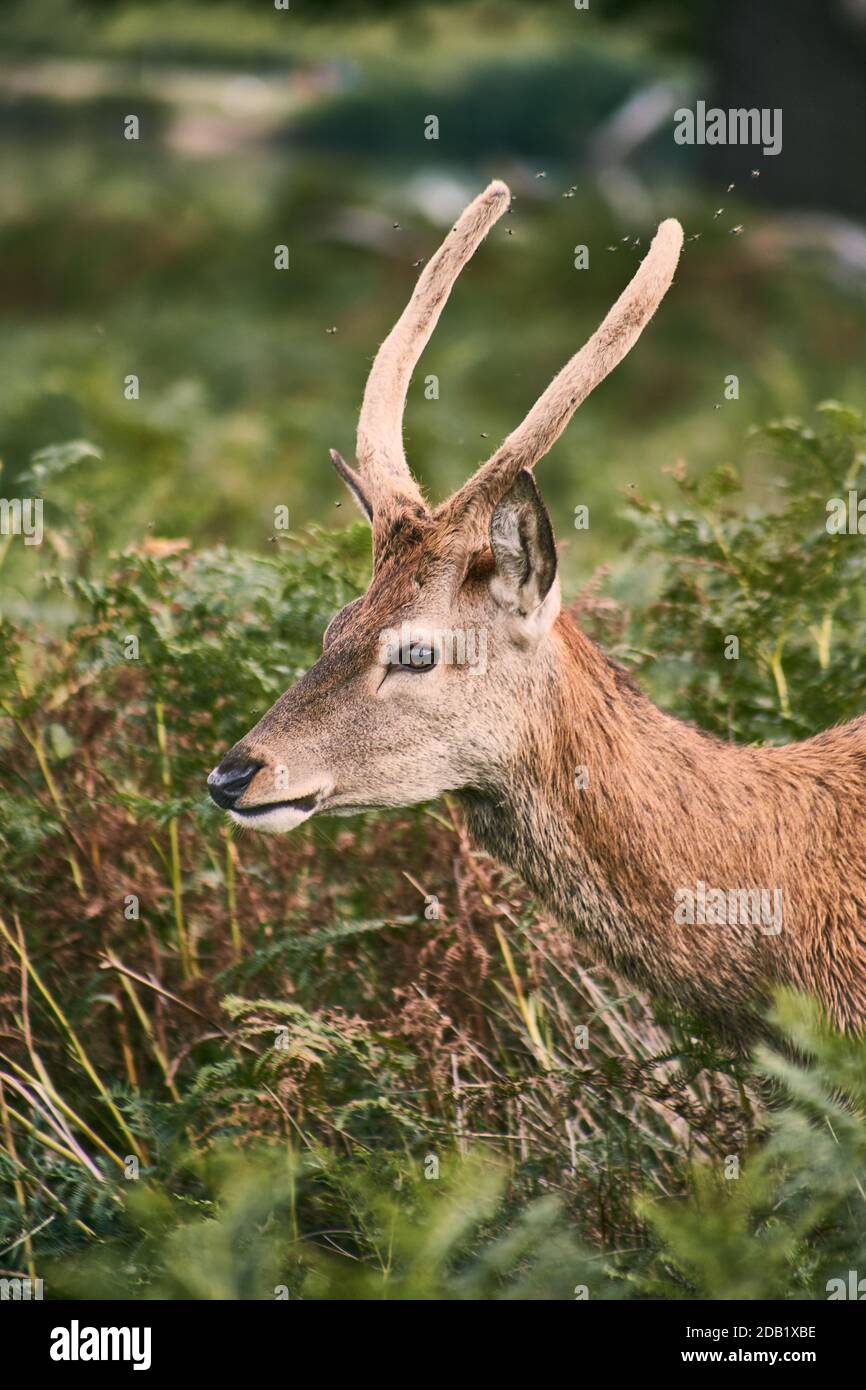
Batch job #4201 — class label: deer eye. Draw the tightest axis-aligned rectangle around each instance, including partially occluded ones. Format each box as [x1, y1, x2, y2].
[396, 641, 436, 672]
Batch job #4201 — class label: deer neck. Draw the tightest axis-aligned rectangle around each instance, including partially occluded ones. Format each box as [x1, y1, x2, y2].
[457, 613, 765, 1004]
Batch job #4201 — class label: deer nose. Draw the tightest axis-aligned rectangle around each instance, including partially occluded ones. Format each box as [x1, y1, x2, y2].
[207, 759, 262, 810]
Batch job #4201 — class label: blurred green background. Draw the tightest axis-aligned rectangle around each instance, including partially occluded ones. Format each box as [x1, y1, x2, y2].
[2, 0, 865, 609]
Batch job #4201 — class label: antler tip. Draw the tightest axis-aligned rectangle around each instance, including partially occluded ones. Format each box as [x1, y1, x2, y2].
[484, 178, 511, 204]
[656, 217, 684, 249]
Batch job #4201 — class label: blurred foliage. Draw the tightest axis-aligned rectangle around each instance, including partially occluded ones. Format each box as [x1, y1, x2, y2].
[1, 0, 864, 614]
[44, 1147, 602, 1300]
[18, 993, 866, 1300]
[624, 401, 866, 742]
[635, 991, 866, 1301]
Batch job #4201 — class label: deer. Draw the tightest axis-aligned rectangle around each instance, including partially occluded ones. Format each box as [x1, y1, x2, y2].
[208, 179, 866, 1039]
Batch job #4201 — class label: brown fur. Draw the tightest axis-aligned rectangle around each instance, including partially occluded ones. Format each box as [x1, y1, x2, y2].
[461, 616, 866, 1037]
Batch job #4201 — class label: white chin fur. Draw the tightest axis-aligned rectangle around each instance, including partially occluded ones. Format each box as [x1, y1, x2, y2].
[229, 804, 315, 835]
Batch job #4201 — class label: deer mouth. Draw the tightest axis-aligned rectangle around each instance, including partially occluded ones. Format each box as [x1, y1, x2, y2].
[229, 790, 326, 833]
[232, 793, 320, 820]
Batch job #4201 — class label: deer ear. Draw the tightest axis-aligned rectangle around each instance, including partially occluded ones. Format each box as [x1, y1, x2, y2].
[329, 449, 373, 523]
[488, 470, 559, 634]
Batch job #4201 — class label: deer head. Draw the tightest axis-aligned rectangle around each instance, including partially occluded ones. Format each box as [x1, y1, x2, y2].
[208, 180, 683, 834]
